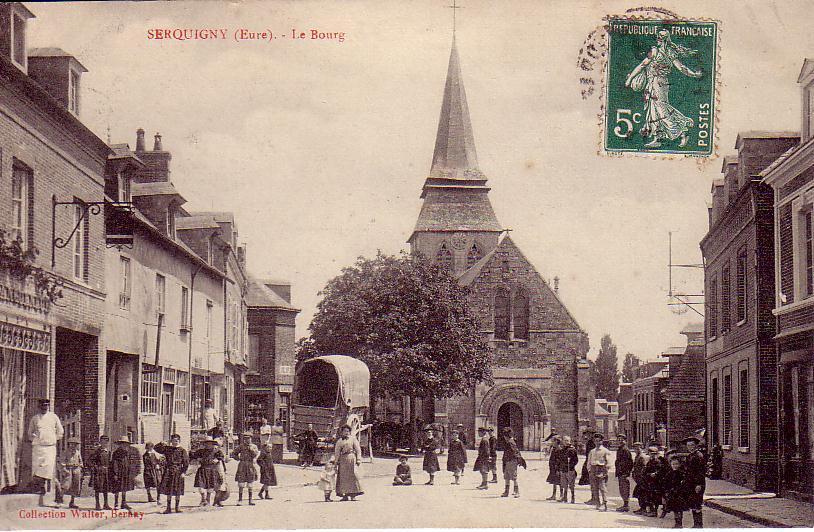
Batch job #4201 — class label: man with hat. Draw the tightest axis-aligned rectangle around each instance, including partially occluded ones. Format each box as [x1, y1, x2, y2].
[587, 432, 611, 511]
[27, 398, 64, 507]
[155, 433, 190, 514]
[473, 427, 491, 489]
[110, 435, 140, 510]
[487, 427, 498, 483]
[232, 431, 259, 505]
[615, 434, 634, 512]
[684, 436, 706, 528]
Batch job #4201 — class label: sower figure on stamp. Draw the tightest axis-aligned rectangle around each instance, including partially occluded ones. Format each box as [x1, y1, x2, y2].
[28, 398, 64, 508]
[615, 434, 634, 512]
[684, 437, 706, 528]
[473, 427, 491, 490]
[487, 427, 498, 483]
[155, 434, 190, 514]
[88, 435, 112, 510]
[624, 29, 702, 148]
[232, 431, 260, 506]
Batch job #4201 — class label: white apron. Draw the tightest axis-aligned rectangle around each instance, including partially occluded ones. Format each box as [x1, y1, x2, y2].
[29, 412, 64, 480]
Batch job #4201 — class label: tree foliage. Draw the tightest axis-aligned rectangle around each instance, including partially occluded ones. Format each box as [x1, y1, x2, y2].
[622, 352, 642, 383]
[298, 252, 492, 400]
[594, 334, 620, 400]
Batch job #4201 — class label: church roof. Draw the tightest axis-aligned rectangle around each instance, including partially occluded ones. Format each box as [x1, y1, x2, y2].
[411, 187, 502, 235]
[430, 39, 482, 180]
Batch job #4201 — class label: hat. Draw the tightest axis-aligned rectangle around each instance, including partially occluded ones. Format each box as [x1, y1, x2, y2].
[683, 436, 702, 445]
[633, 441, 643, 447]
[593, 432, 604, 438]
[423, 426, 434, 432]
[242, 431, 253, 438]
[617, 433, 627, 440]
[202, 437, 217, 443]
[116, 435, 132, 444]
[398, 454, 409, 460]
[37, 398, 50, 406]
[67, 437, 80, 445]
[477, 427, 488, 433]
[647, 444, 659, 452]
[170, 433, 181, 440]
[99, 435, 110, 441]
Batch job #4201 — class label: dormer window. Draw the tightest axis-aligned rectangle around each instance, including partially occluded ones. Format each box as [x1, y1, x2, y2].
[206, 236, 213, 264]
[167, 206, 176, 240]
[11, 9, 26, 70]
[68, 68, 80, 115]
[117, 171, 131, 203]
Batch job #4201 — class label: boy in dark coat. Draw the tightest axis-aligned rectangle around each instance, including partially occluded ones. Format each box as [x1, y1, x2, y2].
[579, 430, 595, 487]
[488, 427, 498, 483]
[446, 431, 467, 484]
[642, 444, 667, 517]
[500, 427, 526, 498]
[663, 455, 689, 528]
[474, 427, 491, 489]
[88, 435, 112, 510]
[155, 434, 190, 514]
[422, 428, 440, 485]
[684, 437, 706, 528]
[631, 441, 649, 513]
[558, 435, 579, 503]
[393, 455, 412, 485]
[615, 434, 634, 512]
[546, 436, 563, 500]
[142, 442, 163, 504]
[191, 438, 224, 507]
[257, 442, 278, 499]
[110, 436, 140, 510]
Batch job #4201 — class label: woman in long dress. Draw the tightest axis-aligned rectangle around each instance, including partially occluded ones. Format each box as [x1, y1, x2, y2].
[333, 425, 363, 501]
[625, 29, 702, 148]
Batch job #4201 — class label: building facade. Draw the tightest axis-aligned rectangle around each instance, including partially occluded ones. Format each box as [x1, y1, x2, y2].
[630, 369, 668, 447]
[762, 59, 814, 502]
[407, 40, 591, 450]
[0, 3, 111, 488]
[663, 323, 706, 449]
[244, 278, 299, 438]
[701, 132, 798, 491]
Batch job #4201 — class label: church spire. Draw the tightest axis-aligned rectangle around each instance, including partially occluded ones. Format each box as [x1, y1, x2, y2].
[430, 39, 481, 179]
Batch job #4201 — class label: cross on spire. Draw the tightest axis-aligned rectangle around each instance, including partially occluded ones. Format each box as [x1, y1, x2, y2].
[447, 0, 463, 37]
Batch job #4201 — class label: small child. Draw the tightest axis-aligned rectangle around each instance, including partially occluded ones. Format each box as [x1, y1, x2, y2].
[55, 438, 82, 508]
[317, 457, 337, 501]
[257, 442, 278, 500]
[392, 455, 412, 486]
[142, 442, 163, 505]
[446, 432, 467, 485]
[664, 455, 689, 528]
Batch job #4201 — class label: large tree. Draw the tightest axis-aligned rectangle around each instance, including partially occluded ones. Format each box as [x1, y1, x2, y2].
[594, 334, 620, 400]
[622, 352, 642, 383]
[298, 252, 492, 402]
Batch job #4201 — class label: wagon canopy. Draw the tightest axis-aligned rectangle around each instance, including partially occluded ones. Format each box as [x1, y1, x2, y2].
[299, 355, 370, 409]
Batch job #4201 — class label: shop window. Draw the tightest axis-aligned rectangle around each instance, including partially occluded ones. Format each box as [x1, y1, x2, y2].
[140, 364, 160, 414]
[174, 371, 188, 415]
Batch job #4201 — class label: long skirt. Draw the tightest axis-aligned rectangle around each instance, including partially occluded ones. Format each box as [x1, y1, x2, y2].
[159, 467, 185, 496]
[194, 465, 222, 490]
[423, 452, 440, 474]
[259, 464, 277, 486]
[335, 453, 363, 497]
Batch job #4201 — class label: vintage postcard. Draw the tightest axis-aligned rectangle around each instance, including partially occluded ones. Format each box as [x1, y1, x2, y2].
[0, 1, 813, 530]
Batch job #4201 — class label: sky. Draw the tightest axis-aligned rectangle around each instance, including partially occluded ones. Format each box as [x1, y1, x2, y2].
[25, 1, 814, 361]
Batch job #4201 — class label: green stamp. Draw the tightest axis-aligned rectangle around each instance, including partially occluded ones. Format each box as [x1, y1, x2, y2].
[604, 19, 718, 155]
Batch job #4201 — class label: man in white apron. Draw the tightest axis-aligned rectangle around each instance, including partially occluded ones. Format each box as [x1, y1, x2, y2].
[28, 399, 64, 507]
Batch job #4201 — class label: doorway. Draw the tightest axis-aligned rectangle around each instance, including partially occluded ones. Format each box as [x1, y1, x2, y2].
[161, 383, 174, 440]
[497, 402, 524, 450]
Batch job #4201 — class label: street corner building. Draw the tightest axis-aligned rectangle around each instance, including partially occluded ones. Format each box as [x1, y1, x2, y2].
[405, 38, 592, 450]
[0, 2, 298, 492]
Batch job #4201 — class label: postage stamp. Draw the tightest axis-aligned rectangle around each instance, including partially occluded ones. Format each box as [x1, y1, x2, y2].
[603, 18, 718, 156]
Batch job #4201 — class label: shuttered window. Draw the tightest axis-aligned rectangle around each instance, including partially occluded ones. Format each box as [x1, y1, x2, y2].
[720, 264, 731, 333]
[708, 276, 718, 338]
[736, 247, 747, 323]
[723, 372, 733, 446]
[739, 367, 749, 448]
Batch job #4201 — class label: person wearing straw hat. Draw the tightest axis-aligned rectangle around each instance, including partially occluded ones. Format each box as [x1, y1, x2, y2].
[191, 437, 225, 507]
[155, 433, 189, 514]
[28, 398, 64, 508]
[110, 435, 140, 510]
[88, 435, 112, 510]
[56, 437, 83, 509]
[232, 431, 259, 506]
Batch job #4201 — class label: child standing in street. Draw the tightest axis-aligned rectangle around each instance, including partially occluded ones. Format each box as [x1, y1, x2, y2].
[392, 455, 412, 486]
[422, 428, 440, 485]
[317, 457, 337, 500]
[501, 427, 526, 498]
[56, 437, 82, 509]
[142, 442, 163, 505]
[257, 442, 278, 500]
[446, 431, 467, 485]
[232, 432, 259, 506]
[88, 435, 112, 510]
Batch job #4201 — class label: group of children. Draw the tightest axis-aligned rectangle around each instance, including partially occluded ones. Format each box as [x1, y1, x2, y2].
[51, 430, 280, 514]
[386, 426, 525, 498]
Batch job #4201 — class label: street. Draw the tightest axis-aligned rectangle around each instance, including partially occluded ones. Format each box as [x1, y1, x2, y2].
[1, 452, 756, 529]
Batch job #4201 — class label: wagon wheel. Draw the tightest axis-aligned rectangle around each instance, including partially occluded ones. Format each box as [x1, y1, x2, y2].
[347, 413, 363, 436]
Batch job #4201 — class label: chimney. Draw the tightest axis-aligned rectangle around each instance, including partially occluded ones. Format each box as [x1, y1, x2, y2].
[710, 179, 724, 226]
[553, 276, 560, 294]
[153, 133, 163, 151]
[0, 3, 35, 73]
[135, 129, 145, 152]
[27, 47, 88, 116]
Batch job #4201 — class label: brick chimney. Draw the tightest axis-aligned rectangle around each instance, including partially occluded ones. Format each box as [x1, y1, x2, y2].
[132, 130, 171, 184]
[710, 179, 724, 226]
[0, 3, 34, 73]
[735, 132, 799, 187]
[27, 47, 88, 116]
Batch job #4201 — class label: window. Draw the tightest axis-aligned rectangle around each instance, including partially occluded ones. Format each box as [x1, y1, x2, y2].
[119, 256, 131, 310]
[68, 69, 79, 115]
[154, 274, 166, 319]
[809, 87, 814, 140]
[806, 211, 813, 297]
[140, 364, 160, 413]
[512, 289, 529, 340]
[739, 367, 749, 449]
[466, 243, 482, 268]
[10, 163, 31, 248]
[166, 206, 176, 239]
[117, 171, 131, 204]
[708, 276, 718, 338]
[174, 371, 188, 415]
[191, 374, 210, 429]
[436, 242, 453, 271]
[736, 248, 747, 323]
[180, 286, 190, 331]
[711, 376, 720, 446]
[206, 237, 213, 265]
[279, 394, 290, 433]
[11, 12, 25, 68]
[494, 287, 510, 340]
[723, 372, 733, 446]
[72, 204, 88, 281]
[222, 374, 233, 430]
[720, 265, 731, 333]
[248, 334, 260, 372]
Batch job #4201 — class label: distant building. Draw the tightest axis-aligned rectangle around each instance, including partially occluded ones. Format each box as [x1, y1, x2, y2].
[662, 324, 706, 449]
[594, 399, 619, 441]
[617, 382, 634, 440]
[761, 58, 814, 502]
[701, 131, 798, 491]
[630, 363, 669, 446]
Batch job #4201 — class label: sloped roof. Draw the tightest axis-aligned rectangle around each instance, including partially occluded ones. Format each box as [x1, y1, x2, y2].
[457, 245, 499, 287]
[665, 343, 705, 402]
[798, 58, 814, 82]
[245, 279, 298, 311]
[176, 215, 220, 231]
[132, 181, 185, 202]
[411, 187, 501, 235]
[595, 403, 610, 416]
[29, 47, 88, 72]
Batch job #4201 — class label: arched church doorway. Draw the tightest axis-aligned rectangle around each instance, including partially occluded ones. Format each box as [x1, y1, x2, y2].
[497, 402, 524, 450]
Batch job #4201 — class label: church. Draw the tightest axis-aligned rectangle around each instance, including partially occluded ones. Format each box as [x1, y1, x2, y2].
[409, 39, 593, 449]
